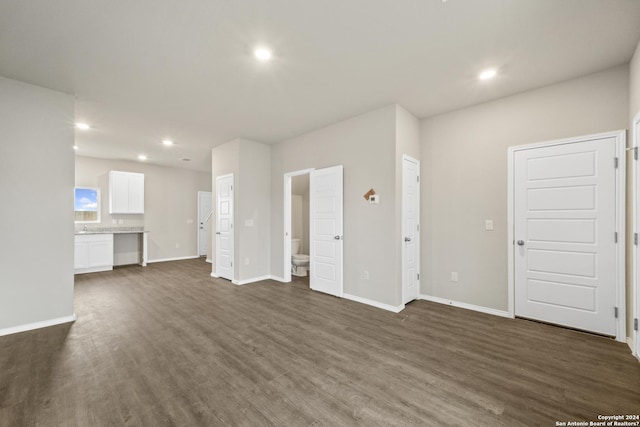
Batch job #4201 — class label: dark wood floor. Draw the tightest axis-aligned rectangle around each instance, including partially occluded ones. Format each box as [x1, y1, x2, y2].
[1, 258, 639, 426]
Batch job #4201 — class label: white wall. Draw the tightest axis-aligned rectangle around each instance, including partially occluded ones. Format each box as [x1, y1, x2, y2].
[0, 76, 75, 333]
[270, 105, 400, 306]
[75, 156, 211, 263]
[420, 65, 630, 312]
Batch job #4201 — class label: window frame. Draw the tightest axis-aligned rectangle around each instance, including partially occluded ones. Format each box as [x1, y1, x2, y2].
[74, 187, 101, 224]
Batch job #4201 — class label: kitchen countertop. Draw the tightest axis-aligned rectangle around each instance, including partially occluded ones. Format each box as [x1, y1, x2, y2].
[75, 227, 149, 235]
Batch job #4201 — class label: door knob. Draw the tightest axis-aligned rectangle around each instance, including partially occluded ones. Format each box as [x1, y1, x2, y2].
[334, 235, 342, 240]
[517, 240, 525, 246]
[405, 237, 411, 242]
[216, 232, 221, 235]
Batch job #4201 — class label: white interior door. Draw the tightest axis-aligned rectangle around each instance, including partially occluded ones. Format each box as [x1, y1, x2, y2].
[310, 165, 343, 297]
[514, 137, 617, 336]
[402, 155, 420, 304]
[215, 175, 234, 281]
[198, 191, 212, 257]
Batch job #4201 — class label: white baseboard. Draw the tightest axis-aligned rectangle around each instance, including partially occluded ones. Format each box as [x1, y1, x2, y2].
[269, 275, 287, 283]
[232, 275, 271, 285]
[148, 255, 199, 264]
[343, 293, 405, 313]
[0, 313, 77, 337]
[205, 258, 212, 263]
[74, 266, 113, 275]
[210, 272, 219, 278]
[419, 294, 511, 318]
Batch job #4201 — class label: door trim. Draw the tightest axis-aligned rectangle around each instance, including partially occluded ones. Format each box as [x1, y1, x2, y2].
[402, 154, 420, 304]
[283, 168, 315, 283]
[633, 112, 640, 358]
[197, 191, 212, 258]
[507, 130, 626, 342]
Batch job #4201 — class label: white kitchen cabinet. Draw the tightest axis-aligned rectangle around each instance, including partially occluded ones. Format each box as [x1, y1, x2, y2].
[74, 234, 114, 274]
[109, 171, 144, 214]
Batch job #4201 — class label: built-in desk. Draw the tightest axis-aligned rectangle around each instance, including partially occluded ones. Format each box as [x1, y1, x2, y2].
[74, 228, 148, 274]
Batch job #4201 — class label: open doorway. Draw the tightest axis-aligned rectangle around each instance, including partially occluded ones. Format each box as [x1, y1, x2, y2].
[284, 166, 344, 297]
[284, 168, 314, 284]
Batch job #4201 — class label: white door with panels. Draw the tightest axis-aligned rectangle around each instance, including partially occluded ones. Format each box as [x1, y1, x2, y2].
[215, 174, 234, 281]
[198, 191, 213, 257]
[402, 155, 420, 304]
[513, 136, 619, 336]
[310, 165, 343, 297]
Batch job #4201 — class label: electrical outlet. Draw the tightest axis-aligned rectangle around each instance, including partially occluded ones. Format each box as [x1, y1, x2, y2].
[451, 272, 458, 282]
[245, 258, 250, 265]
[363, 271, 369, 280]
[485, 220, 494, 231]
[175, 243, 180, 249]
[112, 219, 117, 225]
[187, 219, 194, 224]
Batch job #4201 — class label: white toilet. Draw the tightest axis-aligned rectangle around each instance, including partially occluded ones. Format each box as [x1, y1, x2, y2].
[291, 238, 310, 277]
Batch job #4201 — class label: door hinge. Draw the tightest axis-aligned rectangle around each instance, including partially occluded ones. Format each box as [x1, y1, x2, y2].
[614, 307, 619, 318]
[614, 157, 619, 168]
[230, 261, 233, 267]
[634, 318, 638, 331]
[417, 273, 420, 280]
[614, 232, 618, 243]
[417, 176, 420, 183]
[417, 224, 420, 231]
[635, 147, 638, 161]
[635, 233, 638, 246]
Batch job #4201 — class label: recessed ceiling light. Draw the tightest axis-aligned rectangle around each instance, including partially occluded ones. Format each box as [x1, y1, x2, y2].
[76, 123, 91, 130]
[479, 69, 497, 81]
[162, 139, 174, 146]
[73, 145, 79, 150]
[138, 154, 147, 161]
[254, 48, 272, 61]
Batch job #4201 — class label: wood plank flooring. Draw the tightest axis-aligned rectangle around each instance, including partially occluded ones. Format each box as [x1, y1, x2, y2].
[1, 258, 639, 426]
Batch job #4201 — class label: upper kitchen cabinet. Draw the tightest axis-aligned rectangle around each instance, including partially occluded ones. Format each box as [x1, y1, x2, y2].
[109, 171, 144, 214]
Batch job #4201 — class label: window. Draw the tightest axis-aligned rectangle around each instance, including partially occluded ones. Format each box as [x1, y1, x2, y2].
[74, 187, 101, 223]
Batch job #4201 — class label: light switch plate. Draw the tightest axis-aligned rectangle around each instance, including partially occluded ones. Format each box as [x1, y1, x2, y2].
[485, 220, 494, 231]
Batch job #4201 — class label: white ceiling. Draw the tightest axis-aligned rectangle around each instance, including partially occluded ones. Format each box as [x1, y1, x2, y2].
[1, 0, 639, 172]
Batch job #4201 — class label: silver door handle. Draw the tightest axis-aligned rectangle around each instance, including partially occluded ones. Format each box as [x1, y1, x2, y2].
[216, 232, 221, 235]
[334, 235, 342, 240]
[517, 240, 525, 246]
[405, 237, 411, 242]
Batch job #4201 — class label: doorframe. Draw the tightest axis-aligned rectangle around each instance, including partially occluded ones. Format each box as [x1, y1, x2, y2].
[214, 173, 234, 281]
[402, 154, 421, 304]
[283, 168, 315, 283]
[633, 112, 640, 358]
[507, 130, 626, 342]
[197, 191, 213, 259]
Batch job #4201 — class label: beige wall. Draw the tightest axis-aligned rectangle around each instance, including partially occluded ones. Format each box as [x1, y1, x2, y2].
[0, 76, 75, 332]
[75, 156, 211, 263]
[292, 174, 310, 254]
[237, 139, 271, 281]
[420, 65, 630, 311]
[270, 105, 400, 306]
